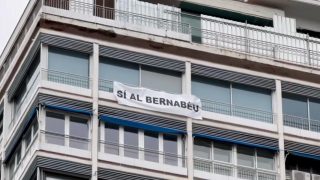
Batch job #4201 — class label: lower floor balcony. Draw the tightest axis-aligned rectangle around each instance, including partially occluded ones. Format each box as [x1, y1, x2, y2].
[194, 158, 279, 180]
[98, 141, 187, 176]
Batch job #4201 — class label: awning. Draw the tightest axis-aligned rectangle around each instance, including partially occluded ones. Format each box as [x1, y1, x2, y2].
[42, 103, 92, 116]
[193, 133, 278, 152]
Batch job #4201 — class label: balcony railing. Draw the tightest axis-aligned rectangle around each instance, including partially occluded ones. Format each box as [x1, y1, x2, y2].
[194, 158, 278, 180]
[10, 132, 38, 180]
[284, 114, 320, 132]
[100, 141, 186, 168]
[42, 130, 91, 151]
[201, 99, 275, 123]
[43, 0, 191, 37]
[43, 69, 91, 89]
[9, 71, 40, 131]
[99, 79, 113, 93]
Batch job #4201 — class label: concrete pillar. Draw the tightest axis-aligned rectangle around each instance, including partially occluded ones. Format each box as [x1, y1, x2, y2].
[275, 80, 286, 180]
[183, 61, 193, 180]
[91, 43, 99, 180]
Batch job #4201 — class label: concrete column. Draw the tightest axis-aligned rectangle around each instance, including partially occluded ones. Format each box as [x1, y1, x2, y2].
[275, 80, 286, 180]
[91, 43, 99, 180]
[183, 62, 193, 180]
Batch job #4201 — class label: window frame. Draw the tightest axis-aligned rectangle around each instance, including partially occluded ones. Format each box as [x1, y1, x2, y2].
[44, 110, 91, 150]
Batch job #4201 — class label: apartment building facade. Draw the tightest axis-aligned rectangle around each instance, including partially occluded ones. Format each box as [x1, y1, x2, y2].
[1, 0, 320, 180]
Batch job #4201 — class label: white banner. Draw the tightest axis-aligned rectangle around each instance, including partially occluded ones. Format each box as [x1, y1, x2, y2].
[113, 82, 202, 119]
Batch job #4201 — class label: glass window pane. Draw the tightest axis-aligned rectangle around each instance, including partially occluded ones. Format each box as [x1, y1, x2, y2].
[237, 146, 254, 167]
[105, 123, 119, 155]
[48, 47, 89, 76]
[257, 149, 274, 170]
[124, 127, 139, 158]
[45, 112, 65, 145]
[214, 142, 232, 163]
[144, 131, 159, 162]
[192, 76, 230, 102]
[48, 47, 89, 88]
[309, 98, 320, 131]
[181, 12, 201, 43]
[283, 94, 308, 118]
[309, 98, 320, 121]
[232, 84, 272, 122]
[283, 93, 308, 129]
[70, 116, 89, 150]
[163, 134, 178, 166]
[99, 57, 139, 86]
[192, 76, 231, 115]
[141, 66, 182, 93]
[194, 138, 211, 159]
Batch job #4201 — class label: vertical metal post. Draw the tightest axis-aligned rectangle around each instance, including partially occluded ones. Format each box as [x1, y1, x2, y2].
[307, 34, 311, 66]
[245, 20, 249, 55]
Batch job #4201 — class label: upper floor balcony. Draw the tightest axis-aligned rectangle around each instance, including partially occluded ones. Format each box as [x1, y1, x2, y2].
[40, 0, 320, 69]
[3, 0, 320, 90]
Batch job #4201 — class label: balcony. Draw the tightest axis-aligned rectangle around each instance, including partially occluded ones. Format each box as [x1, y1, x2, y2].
[194, 158, 279, 180]
[41, 0, 320, 70]
[98, 141, 187, 176]
[201, 99, 275, 124]
[284, 114, 320, 133]
[10, 131, 38, 180]
[9, 70, 40, 132]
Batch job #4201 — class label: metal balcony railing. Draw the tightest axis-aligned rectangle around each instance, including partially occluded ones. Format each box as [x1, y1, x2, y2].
[9, 71, 40, 131]
[100, 141, 187, 168]
[201, 98, 275, 123]
[42, 130, 91, 151]
[44, 0, 191, 35]
[10, 132, 38, 180]
[284, 114, 320, 132]
[43, 69, 91, 89]
[194, 158, 278, 180]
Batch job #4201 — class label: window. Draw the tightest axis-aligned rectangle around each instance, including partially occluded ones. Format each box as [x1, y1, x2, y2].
[163, 134, 178, 166]
[232, 84, 272, 121]
[283, 93, 309, 130]
[45, 112, 65, 145]
[237, 146, 255, 167]
[214, 142, 232, 163]
[45, 111, 91, 150]
[124, 127, 139, 158]
[99, 58, 182, 93]
[69, 116, 89, 150]
[181, 11, 201, 43]
[13, 53, 40, 114]
[48, 47, 89, 88]
[144, 131, 159, 162]
[99, 57, 139, 87]
[141, 66, 182, 93]
[100, 122, 184, 167]
[95, 0, 115, 19]
[105, 123, 119, 155]
[192, 76, 230, 104]
[194, 138, 211, 159]
[283, 94, 308, 119]
[257, 149, 274, 170]
[192, 76, 273, 122]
